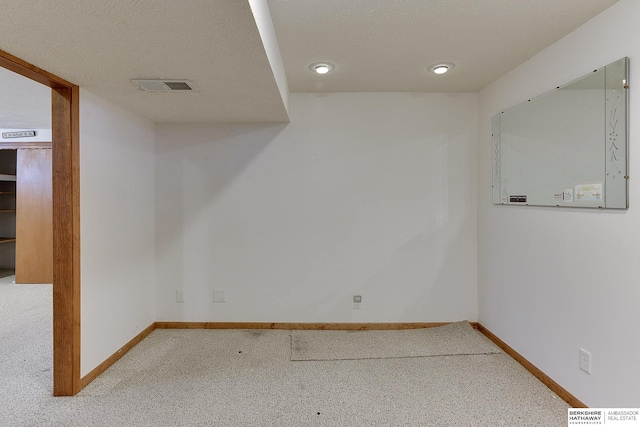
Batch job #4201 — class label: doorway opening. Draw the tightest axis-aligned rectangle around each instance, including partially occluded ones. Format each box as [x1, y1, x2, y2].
[0, 49, 81, 396]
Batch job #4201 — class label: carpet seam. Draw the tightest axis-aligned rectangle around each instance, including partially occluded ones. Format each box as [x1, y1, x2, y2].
[290, 351, 502, 362]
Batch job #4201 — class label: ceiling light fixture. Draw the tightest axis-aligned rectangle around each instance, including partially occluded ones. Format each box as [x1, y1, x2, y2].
[428, 62, 456, 75]
[309, 62, 335, 75]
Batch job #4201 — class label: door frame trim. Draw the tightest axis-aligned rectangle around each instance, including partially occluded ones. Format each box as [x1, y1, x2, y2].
[0, 49, 81, 396]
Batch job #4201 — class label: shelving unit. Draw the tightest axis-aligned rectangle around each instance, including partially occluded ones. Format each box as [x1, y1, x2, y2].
[0, 150, 16, 271]
[0, 148, 52, 283]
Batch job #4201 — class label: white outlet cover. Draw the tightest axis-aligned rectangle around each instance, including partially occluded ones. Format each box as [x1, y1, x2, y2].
[353, 295, 362, 309]
[213, 289, 226, 303]
[579, 348, 592, 374]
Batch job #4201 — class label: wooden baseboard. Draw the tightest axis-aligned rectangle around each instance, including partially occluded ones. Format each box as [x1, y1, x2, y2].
[80, 323, 156, 389]
[476, 323, 586, 408]
[156, 321, 479, 330]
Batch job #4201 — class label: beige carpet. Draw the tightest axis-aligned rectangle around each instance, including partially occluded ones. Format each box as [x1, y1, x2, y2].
[290, 321, 501, 361]
[71, 328, 567, 426]
[2, 290, 570, 426]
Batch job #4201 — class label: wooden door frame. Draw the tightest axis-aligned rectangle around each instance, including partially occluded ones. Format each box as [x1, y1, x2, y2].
[0, 49, 81, 396]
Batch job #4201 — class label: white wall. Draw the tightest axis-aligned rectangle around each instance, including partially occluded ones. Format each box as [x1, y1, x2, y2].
[478, 0, 640, 407]
[80, 89, 156, 376]
[156, 92, 477, 323]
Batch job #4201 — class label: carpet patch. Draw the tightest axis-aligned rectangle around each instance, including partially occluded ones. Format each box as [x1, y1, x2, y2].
[290, 321, 501, 361]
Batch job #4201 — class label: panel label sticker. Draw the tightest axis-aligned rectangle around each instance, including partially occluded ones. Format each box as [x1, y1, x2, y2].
[563, 189, 574, 202]
[575, 183, 603, 202]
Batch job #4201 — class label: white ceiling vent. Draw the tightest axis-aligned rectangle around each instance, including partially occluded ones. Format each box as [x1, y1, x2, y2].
[131, 79, 197, 92]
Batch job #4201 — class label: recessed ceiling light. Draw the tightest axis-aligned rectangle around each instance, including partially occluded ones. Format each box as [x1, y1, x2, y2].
[309, 62, 335, 75]
[428, 62, 455, 75]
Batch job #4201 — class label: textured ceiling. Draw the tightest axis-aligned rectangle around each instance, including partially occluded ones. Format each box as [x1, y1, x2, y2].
[268, 0, 618, 92]
[0, 0, 619, 125]
[0, 0, 289, 124]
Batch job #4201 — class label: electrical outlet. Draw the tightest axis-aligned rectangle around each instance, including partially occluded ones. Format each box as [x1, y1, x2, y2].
[579, 348, 592, 374]
[213, 289, 226, 303]
[353, 295, 362, 309]
[176, 290, 184, 303]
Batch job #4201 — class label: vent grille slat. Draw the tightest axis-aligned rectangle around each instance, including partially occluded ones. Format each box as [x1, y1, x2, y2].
[164, 81, 192, 91]
[131, 79, 197, 92]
